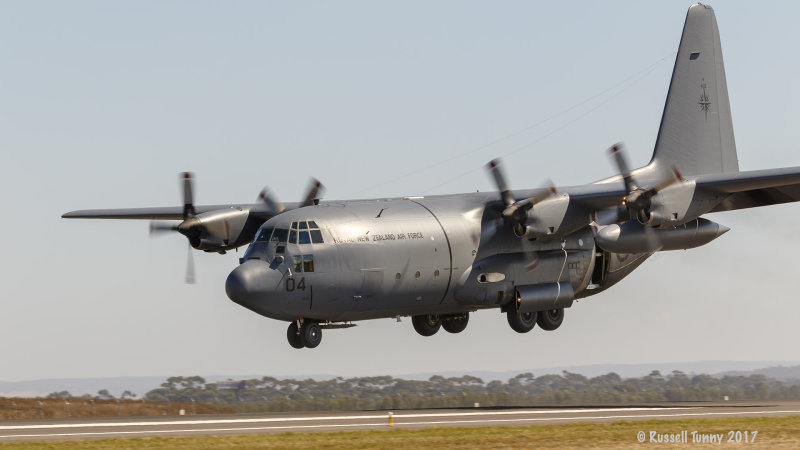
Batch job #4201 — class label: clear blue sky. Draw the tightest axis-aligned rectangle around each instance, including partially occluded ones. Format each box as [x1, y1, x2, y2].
[1, 1, 799, 381]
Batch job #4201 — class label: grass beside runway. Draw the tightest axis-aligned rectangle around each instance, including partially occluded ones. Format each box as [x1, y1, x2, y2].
[1, 415, 799, 449]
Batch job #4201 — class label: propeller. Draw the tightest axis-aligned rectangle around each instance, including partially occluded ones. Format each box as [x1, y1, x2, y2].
[485, 158, 556, 238]
[149, 221, 178, 236]
[149, 173, 325, 283]
[146, 172, 199, 283]
[300, 178, 324, 207]
[608, 143, 682, 225]
[257, 187, 284, 215]
[599, 143, 687, 253]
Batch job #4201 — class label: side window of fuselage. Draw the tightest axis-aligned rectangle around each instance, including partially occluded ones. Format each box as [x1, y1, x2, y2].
[290, 254, 314, 273]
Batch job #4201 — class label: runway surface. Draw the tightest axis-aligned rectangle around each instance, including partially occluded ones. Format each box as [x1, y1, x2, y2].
[1, 401, 799, 443]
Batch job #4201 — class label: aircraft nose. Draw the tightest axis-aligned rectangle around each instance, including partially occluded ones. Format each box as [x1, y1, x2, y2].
[225, 260, 270, 307]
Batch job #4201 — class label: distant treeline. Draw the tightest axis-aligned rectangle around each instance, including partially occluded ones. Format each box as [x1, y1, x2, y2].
[142, 371, 800, 413]
[0, 397, 233, 421]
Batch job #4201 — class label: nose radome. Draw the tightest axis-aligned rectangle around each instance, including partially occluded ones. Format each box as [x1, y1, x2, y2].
[225, 267, 247, 304]
[225, 260, 268, 306]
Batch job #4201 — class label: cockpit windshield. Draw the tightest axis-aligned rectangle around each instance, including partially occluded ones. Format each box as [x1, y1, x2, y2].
[270, 228, 289, 243]
[255, 227, 274, 242]
[287, 221, 324, 244]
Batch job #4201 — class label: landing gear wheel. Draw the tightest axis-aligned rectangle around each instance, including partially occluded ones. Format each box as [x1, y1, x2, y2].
[442, 313, 469, 334]
[507, 309, 537, 333]
[537, 308, 564, 331]
[412, 314, 441, 336]
[300, 321, 322, 348]
[287, 322, 304, 349]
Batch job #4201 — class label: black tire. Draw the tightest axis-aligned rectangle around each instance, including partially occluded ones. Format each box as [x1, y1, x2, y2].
[442, 313, 469, 334]
[537, 308, 564, 331]
[412, 314, 441, 336]
[287, 322, 304, 349]
[507, 309, 537, 333]
[300, 321, 322, 348]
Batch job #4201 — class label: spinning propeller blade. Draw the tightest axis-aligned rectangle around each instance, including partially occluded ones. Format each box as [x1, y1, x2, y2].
[609, 144, 636, 193]
[149, 221, 178, 236]
[487, 159, 515, 207]
[300, 178, 324, 208]
[182, 172, 195, 219]
[607, 143, 682, 225]
[185, 243, 195, 284]
[257, 187, 284, 214]
[485, 158, 556, 237]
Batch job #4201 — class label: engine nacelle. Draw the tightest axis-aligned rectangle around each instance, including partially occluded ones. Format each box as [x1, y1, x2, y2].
[188, 207, 254, 252]
[594, 218, 729, 254]
[515, 194, 587, 239]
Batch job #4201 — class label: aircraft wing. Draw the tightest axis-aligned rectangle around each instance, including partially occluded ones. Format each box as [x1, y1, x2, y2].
[555, 166, 800, 215]
[63, 204, 272, 220]
[695, 166, 800, 212]
[562, 183, 628, 210]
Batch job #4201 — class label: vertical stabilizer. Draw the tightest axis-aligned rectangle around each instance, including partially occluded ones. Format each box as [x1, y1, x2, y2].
[650, 3, 738, 176]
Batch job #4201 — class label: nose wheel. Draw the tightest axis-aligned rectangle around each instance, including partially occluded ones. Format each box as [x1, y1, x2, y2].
[287, 321, 323, 349]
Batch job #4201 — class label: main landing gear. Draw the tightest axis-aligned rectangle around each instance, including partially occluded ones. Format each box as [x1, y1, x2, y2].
[536, 308, 564, 331]
[506, 308, 564, 333]
[412, 313, 470, 336]
[507, 309, 537, 333]
[287, 320, 322, 349]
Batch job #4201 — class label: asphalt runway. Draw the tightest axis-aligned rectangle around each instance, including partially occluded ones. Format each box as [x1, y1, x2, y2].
[1, 401, 799, 443]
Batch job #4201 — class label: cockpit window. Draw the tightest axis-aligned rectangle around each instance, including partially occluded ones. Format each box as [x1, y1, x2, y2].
[287, 254, 315, 272]
[288, 220, 324, 244]
[270, 228, 288, 243]
[255, 227, 274, 242]
[303, 255, 314, 272]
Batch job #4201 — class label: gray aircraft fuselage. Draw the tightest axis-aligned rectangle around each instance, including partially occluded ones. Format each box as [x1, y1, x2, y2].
[226, 191, 668, 323]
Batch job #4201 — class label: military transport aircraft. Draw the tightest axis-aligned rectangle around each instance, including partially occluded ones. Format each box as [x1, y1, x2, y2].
[64, 4, 800, 349]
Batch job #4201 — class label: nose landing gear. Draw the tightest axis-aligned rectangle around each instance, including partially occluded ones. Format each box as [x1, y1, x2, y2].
[287, 320, 322, 349]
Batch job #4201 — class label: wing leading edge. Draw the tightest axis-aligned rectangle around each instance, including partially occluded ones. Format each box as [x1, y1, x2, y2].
[62, 204, 255, 220]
